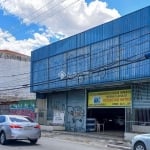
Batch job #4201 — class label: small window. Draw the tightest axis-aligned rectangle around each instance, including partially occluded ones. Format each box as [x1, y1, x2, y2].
[10, 117, 29, 123]
[0, 116, 6, 123]
[24, 116, 34, 122]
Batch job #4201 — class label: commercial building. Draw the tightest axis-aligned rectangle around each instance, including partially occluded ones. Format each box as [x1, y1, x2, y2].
[31, 6, 150, 136]
[0, 50, 36, 119]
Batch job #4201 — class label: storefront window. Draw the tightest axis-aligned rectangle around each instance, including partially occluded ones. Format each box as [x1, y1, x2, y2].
[134, 108, 150, 126]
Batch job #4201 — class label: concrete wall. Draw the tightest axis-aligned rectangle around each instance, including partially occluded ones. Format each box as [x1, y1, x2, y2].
[0, 53, 35, 102]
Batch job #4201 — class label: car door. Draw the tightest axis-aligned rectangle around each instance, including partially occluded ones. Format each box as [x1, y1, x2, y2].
[0, 116, 6, 132]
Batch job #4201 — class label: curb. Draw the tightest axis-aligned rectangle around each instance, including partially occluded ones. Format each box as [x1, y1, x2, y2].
[42, 130, 132, 149]
[107, 144, 131, 150]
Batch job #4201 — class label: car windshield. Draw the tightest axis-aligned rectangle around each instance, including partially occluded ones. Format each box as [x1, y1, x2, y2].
[9, 116, 32, 123]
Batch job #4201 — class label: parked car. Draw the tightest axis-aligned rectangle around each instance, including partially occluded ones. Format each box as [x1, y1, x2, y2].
[132, 134, 150, 150]
[0, 115, 41, 145]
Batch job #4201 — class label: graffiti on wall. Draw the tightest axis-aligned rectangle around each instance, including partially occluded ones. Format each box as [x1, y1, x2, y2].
[67, 105, 85, 132]
[9, 100, 36, 120]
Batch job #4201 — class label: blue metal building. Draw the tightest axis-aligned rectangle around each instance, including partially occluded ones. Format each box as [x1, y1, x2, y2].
[31, 6, 150, 135]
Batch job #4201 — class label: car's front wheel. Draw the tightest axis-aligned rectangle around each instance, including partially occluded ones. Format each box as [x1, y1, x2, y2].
[29, 139, 38, 144]
[0, 132, 7, 145]
[134, 141, 146, 150]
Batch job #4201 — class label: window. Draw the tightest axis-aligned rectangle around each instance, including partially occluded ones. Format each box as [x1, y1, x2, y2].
[0, 116, 6, 123]
[9, 116, 30, 123]
[134, 108, 150, 126]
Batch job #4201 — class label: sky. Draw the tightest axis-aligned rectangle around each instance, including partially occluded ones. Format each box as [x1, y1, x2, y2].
[0, 0, 149, 56]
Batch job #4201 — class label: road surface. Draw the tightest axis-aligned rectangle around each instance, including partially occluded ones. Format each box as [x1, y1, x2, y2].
[0, 136, 118, 150]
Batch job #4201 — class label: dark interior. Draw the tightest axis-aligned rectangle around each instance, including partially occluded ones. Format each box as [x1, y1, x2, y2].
[87, 108, 125, 131]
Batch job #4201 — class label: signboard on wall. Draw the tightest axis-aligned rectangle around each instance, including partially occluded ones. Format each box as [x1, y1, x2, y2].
[53, 110, 65, 125]
[88, 89, 131, 108]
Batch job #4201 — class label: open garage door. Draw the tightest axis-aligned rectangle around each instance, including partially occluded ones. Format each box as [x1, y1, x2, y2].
[87, 108, 125, 131]
[86, 89, 131, 132]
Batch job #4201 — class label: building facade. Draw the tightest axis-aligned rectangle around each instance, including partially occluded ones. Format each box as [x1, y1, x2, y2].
[31, 6, 150, 134]
[0, 50, 36, 119]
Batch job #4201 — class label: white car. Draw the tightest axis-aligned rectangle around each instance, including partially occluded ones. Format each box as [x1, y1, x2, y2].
[132, 134, 150, 150]
[0, 115, 41, 145]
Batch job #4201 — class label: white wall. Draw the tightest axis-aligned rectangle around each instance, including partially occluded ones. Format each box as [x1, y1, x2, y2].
[0, 57, 35, 101]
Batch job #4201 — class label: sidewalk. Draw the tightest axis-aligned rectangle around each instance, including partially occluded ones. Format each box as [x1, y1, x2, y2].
[41, 125, 131, 150]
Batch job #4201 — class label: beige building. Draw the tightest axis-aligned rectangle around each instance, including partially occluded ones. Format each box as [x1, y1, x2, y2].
[0, 50, 35, 118]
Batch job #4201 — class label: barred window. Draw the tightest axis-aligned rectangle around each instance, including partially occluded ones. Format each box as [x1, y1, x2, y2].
[134, 108, 150, 126]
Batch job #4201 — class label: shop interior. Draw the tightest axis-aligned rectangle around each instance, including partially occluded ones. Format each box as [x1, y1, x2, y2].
[86, 108, 125, 132]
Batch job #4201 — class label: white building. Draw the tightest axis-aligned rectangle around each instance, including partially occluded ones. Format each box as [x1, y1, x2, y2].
[0, 50, 35, 116]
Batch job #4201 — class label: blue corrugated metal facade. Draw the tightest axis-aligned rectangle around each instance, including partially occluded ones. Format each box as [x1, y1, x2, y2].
[31, 6, 150, 133]
[31, 6, 150, 92]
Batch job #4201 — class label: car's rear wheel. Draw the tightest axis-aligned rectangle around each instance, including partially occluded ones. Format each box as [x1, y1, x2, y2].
[0, 132, 7, 145]
[134, 141, 146, 150]
[29, 139, 38, 144]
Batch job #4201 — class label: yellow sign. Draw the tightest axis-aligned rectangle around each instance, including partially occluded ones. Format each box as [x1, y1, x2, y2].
[88, 89, 131, 107]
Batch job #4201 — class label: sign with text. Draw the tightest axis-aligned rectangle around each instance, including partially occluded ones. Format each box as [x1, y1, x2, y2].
[88, 89, 131, 107]
[53, 110, 64, 125]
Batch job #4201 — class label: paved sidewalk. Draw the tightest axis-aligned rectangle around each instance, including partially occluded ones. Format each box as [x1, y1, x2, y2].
[41, 129, 131, 150]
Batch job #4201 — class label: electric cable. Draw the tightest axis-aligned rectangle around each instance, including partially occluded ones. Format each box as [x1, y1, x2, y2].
[0, 49, 150, 92]
[0, 29, 149, 77]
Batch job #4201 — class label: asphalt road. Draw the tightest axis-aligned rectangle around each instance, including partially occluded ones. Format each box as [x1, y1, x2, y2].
[0, 136, 118, 150]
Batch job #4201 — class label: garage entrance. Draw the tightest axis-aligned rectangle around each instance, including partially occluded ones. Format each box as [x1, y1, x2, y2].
[87, 108, 125, 131]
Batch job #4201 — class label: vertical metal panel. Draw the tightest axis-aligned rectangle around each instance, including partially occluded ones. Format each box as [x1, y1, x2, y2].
[132, 83, 150, 108]
[48, 35, 77, 57]
[120, 26, 150, 80]
[66, 90, 86, 132]
[103, 21, 113, 40]
[66, 50, 78, 86]
[47, 92, 66, 122]
[31, 6, 150, 92]
[77, 46, 90, 72]
[90, 36, 120, 83]
[38, 46, 49, 60]
[94, 26, 103, 43]
[77, 26, 103, 47]
[31, 50, 38, 62]
[32, 46, 49, 61]
[32, 59, 48, 91]
[113, 17, 122, 36]
[85, 25, 103, 46]
[77, 33, 85, 48]
[49, 53, 66, 89]
[113, 7, 150, 38]
[139, 6, 150, 27]
[77, 46, 90, 85]
[31, 6, 150, 61]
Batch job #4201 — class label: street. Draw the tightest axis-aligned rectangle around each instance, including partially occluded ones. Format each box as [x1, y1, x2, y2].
[0, 136, 119, 150]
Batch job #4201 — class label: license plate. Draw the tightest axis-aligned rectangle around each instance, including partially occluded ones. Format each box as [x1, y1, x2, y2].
[24, 126, 33, 130]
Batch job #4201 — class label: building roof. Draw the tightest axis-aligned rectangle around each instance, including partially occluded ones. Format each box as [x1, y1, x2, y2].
[0, 50, 30, 61]
[0, 94, 21, 105]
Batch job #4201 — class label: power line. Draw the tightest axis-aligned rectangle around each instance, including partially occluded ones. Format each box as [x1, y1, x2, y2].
[32, 0, 81, 23]
[0, 37, 149, 90]
[0, 50, 149, 92]
[0, 27, 149, 90]
[1, 0, 81, 39]
[27, 0, 72, 20]
[0, 29, 149, 78]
